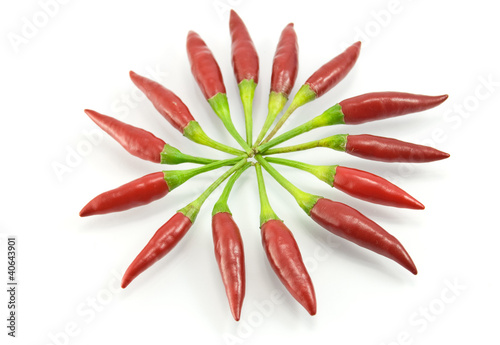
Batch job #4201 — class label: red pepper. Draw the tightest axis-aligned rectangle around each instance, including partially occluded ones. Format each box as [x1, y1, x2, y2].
[305, 41, 361, 98]
[310, 198, 417, 274]
[333, 166, 424, 209]
[270, 23, 298, 97]
[79, 172, 169, 217]
[346, 134, 450, 162]
[130, 71, 245, 156]
[121, 212, 192, 288]
[229, 10, 259, 85]
[129, 71, 195, 133]
[80, 157, 242, 217]
[339, 92, 448, 124]
[261, 219, 316, 315]
[212, 212, 245, 321]
[84, 109, 166, 163]
[186, 31, 226, 100]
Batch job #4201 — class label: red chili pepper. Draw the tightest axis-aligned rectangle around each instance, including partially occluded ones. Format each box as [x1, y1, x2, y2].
[130, 71, 245, 156]
[310, 198, 417, 274]
[261, 219, 316, 315]
[129, 71, 195, 133]
[79, 172, 169, 217]
[270, 23, 298, 97]
[80, 157, 242, 217]
[84, 109, 165, 163]
[121, 212, 192, 288]
[305, 41, 361, 98]
[346, 134, 450, 162]
[339, 92, 448, 124]
[229, 10, 259, 85]
[186, 31, 226, 100]
[333, 166, 424, 209]
[212, 212, 245, 321]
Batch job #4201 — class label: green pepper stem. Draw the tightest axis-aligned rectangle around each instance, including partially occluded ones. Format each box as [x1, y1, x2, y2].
[178, 158, 249, 222]
[262, 84, 317, 143]
[208, 93, 252, 155]
[254, 163, 280, 226]
[256, 104, 344, 154]
[264, 157, 337, 186]
[239, 79, 257, 147]
[264, 134, 348, 155]
[164, 156, 246, 191]
[183, 121, 245, 156]
[254, 155, 320, 215]
[212, 162, 251, 216]
[254, 91, 288, 146]
[160, 144, 218, 165]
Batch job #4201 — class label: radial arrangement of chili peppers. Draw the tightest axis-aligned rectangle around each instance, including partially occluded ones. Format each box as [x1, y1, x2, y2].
[80, 11, 450, 320]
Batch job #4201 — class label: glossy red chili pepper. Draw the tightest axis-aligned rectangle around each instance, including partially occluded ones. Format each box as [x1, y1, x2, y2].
[129, 71, 195, 133]
[261, 219, 316, 315]
[346, 134, 450, 162]
[270, 23, 298, 97]
[339, 92, 448, 124]
[121, 212, 192, 288]
[186, 31, 226, 100]
[333, 166, 424, 209]
[305, 41, 361, 98]
[85, 109, 165, 163]
[79, 172, 169, 217]
[310, 198, 417, 274]
[229, 10, 259, 84]
[212, 211, 245, 321]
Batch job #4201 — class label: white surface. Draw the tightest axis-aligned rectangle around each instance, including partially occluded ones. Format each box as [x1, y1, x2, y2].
[1, 0, 499, 344]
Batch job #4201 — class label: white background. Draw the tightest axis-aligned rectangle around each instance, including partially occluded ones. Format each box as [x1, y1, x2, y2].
[1, 0, 499, 344]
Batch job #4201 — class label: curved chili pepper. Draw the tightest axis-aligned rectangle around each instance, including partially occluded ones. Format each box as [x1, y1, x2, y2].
[333, 166, 424, 209]
[346, 134, 450, 162]
[263, 157, 424, 209]
[79, 157, 243, 217]
[129, 71, 194, 133]
[212, 212, 245, 321]
[186, 31, 226, 100]
[84, 109, 166, 163]
[79, 172, 169, 217]
[254, 23, 299, 146]
[270, 23, 298, 97]
[305, 41, 361, 98]
[130, 71, 245, 156]
[310, 198, 417, 274]
[121, 212, 192, 288]
[186, 30, 252, 153]
[261, 219, 317, 315]
[339, 92, 448, 124]
[229, 10, 259, 85]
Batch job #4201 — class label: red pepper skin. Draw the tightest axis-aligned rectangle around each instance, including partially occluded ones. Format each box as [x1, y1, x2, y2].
[121, 212, 192, 288]
[339, 92, 448, 124]
[270, 23, 298, 96]
[346, 134, 450, 162]
[186, 31, 226, 100]
[310, 198, 417, 274]
[79, 172, 169, 217]
[212, 212, 245, 321]
[333, 166, 424, 209]
[229, 10, 259, 84]
[305, 41, 361, 98]
[129, 71, 195, 133]
[84, 109, 165, 163]
[261, 219, 316, 315]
